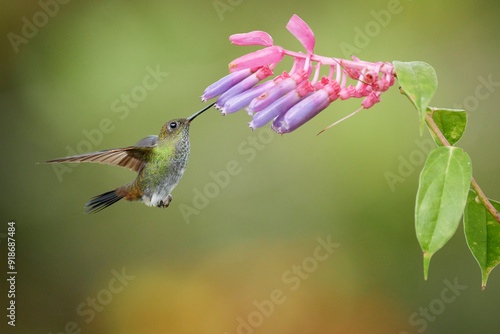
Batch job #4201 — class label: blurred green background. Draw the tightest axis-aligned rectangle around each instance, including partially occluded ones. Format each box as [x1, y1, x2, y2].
[1, 0, 500, 333]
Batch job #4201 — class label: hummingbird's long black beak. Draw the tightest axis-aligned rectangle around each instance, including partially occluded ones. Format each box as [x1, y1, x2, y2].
[187, 102, 216, 123]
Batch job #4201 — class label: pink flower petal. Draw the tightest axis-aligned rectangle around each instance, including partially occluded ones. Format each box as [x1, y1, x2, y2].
[361, 91, 381, 109]
[229, 46, 284, 72]
[286, 14, 315, 54]
[229, 31, 273, 47]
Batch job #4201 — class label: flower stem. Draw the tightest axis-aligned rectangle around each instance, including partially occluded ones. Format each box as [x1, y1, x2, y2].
[425, 110, 500, 223]
[282, 50, 394, 74]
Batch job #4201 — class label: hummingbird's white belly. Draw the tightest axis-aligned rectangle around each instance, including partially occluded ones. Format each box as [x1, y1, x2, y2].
[141, 166, 186, 207]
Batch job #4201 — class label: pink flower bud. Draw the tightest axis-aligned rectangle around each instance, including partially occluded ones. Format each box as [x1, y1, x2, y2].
[229, 46, 284, 72]
[229, 31, 273, 47]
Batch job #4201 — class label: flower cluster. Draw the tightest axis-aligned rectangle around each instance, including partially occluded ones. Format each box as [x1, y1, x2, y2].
[201, 15, 395, 134]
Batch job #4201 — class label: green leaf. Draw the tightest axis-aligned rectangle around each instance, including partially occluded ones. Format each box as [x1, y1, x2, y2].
[393, 61, 438, 133]
[426, 107, 467, 146]
[415, 146, 472, 279]
[464, 190, 500, 289]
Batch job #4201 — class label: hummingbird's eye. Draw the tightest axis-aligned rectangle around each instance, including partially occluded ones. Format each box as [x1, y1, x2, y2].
[169, 122, 177, 129]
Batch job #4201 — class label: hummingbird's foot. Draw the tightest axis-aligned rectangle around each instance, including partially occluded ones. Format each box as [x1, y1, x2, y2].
[157, 194, 173, 208]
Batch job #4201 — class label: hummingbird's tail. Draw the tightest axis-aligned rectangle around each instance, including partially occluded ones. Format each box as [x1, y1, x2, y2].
[85, 189, 124, 214]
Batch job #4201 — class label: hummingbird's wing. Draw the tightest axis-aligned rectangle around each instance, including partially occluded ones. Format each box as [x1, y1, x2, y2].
[44, 146, 153, 173]
[135, 135, 158, 147]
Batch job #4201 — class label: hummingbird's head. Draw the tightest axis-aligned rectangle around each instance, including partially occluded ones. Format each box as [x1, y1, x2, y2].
[158, 103, 215, 140]
[158, 118, 190, 141]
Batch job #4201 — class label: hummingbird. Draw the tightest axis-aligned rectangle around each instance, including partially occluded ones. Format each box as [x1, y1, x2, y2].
[44, 103, 215, 213]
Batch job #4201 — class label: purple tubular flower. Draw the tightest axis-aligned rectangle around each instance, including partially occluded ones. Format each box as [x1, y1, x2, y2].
[216, 66, 274, 109]
[201, 68, 257, 102]
[249, 81, 313, 130]
[220, 80, 276, 115]
[272, 80, 338, 134]
[272, 90, 330, 134]
[247, 78, 296, 113]
[247, 68, 310, 114]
